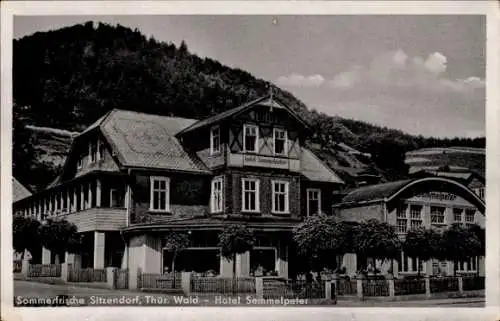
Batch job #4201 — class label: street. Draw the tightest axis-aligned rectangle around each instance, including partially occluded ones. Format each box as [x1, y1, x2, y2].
[13, 281, 485, 307]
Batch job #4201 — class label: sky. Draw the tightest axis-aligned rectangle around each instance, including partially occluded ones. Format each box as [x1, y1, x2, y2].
[14, 15, 486, 138]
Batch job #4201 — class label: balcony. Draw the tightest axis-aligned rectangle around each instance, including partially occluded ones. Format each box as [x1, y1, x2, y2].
[58, 207, 127, 232]
[227, 152, 300, 172]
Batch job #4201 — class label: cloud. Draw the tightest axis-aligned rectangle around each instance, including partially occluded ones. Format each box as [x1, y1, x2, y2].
[277, 49, 485, 95]
[276, 73, 325, 87]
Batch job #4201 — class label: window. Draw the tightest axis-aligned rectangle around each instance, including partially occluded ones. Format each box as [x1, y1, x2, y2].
[430, 206, 445, 225]
[242, 178, 259, 212]
[97, 141, 105, 161]
[272, 181, 289, 214]
[211, 177, 224, 213]
[453, 208, 463, 223]
[458, 257, 477, 272]
[306, 189, 321, 216]
[110, 189, 125, 208]
[77, 156, 83, 169]
[396, 203, 408, 218]
[210, 126, 221, 155]
[477, 188, 485, 200]
[465, 209, 475, 226]
[89, 141, 97, 163]
[399, 252, 424, 273]
[273, 128, 287, 155]
[150, 177, 170, 212]
[409, 205, 422, 230]
[243, 124, 258, 153]
[397, 219, 407, 233]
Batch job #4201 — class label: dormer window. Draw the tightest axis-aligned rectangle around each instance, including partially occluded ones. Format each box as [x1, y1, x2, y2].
[77, 157, 83, 169]
[89, 141, 97, 163]
[210, 125, 221, 155]
[273, 128, 287, 155]
[97, 141, 105, 161]
[243, 124, 258, 153]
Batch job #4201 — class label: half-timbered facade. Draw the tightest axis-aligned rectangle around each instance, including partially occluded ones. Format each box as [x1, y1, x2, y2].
[13, 95, 344, 279]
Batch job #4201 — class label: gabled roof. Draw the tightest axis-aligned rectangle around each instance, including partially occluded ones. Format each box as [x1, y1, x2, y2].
[99, 109, 209, 173]
[176, 94, 311, 136]
[300, 147, 344, 184]
[13, 178, 32, 202]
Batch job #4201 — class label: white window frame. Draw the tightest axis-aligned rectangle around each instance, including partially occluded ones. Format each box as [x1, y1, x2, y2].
[430, 206, 446, 225]
[271, 180, 289, 214]
[210, 176, 224, 213]
[77, 157, 83, 169]
[243, 124, 259, 153]
[210, 125, 221, 155]
[306, 188, 321, 216]
[97, 140, 105, 161]
[465, 209, 475, 224]
[273, 127, 287, 156]
[453, 208, 464, 223]
[409, 204, 422, 230]
[399, 251, 426, 274]
[110, 188, 125, 208]
[149, 176, 170, 212]
[89, 141, 97, 164]
[457, 257, 478, 273]
[241, 178, 260, 213]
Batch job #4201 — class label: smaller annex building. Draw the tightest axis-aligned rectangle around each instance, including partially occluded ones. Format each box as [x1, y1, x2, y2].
[334, 176, 485, 277]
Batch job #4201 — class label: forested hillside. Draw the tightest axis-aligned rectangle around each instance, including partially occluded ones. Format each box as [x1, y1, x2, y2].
[12, 22, 485, 192]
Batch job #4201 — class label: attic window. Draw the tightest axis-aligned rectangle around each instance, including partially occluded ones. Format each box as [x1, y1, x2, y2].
[210, 126, 221, 155]
[273, 128, 287, 155]
[77, 157, 83, 169]
[97, 141, 105, 160]
[89, 141, 97, 163]
[243, 124, 258, 153]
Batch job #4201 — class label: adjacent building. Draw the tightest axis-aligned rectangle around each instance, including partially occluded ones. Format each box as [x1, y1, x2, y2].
[334, 176, 485, 277]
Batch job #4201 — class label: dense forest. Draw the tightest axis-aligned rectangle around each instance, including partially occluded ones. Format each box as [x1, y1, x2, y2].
[12, 22, 485, 191]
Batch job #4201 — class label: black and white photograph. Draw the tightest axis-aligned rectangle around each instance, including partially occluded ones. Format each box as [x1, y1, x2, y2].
[1, 2, 499, 320]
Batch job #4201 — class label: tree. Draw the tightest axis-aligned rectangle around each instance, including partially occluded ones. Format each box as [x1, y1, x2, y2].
[38, 218, 82, 263]
[163, 231, 191, 286]
[467, 224, 485, 276]
[293, 214, 354, 272]
[440, 224, 481, 276]
[218, 224, 255, 293]
[403, 227, 442, 276]
[353, 219, 402, 274]
[13, 215, 41, 260]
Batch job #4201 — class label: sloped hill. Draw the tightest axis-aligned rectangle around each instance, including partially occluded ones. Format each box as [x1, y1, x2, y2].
[405, 147, 485, 178]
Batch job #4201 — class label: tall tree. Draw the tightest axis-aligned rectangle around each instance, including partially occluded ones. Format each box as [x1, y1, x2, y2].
[163, 231, 191, 286]
[38, 218, 81, 263]
[218, 225, 255, 293]
[293, 214, 354, 272]
[440, 224, 481, 276]
[12, 215, 41, 260]
[354, 219, 402, 274]
[403, 227, 442, 276]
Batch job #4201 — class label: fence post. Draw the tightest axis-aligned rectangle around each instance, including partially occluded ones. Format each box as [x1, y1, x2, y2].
[425, 275, 431, 298]
[61, 263, 70, 282]
[181, 272, 192, 295]
[458, 276, 464, 295]
[255, 277, 264, 299]
[387, 274, 395, 299]
[107, 267, 117, 289]
[331, 274, 339, 299]
[324, 280, 332, 300]
[21, 259, 30, 277]
[129, 267, 140, 291]
[356, 275, 364, 301]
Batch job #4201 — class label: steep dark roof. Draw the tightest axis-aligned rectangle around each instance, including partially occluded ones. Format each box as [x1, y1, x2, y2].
[176, 94, 311, 136]
[341, 179, 413, 204]
[13, 178, 32, 202]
